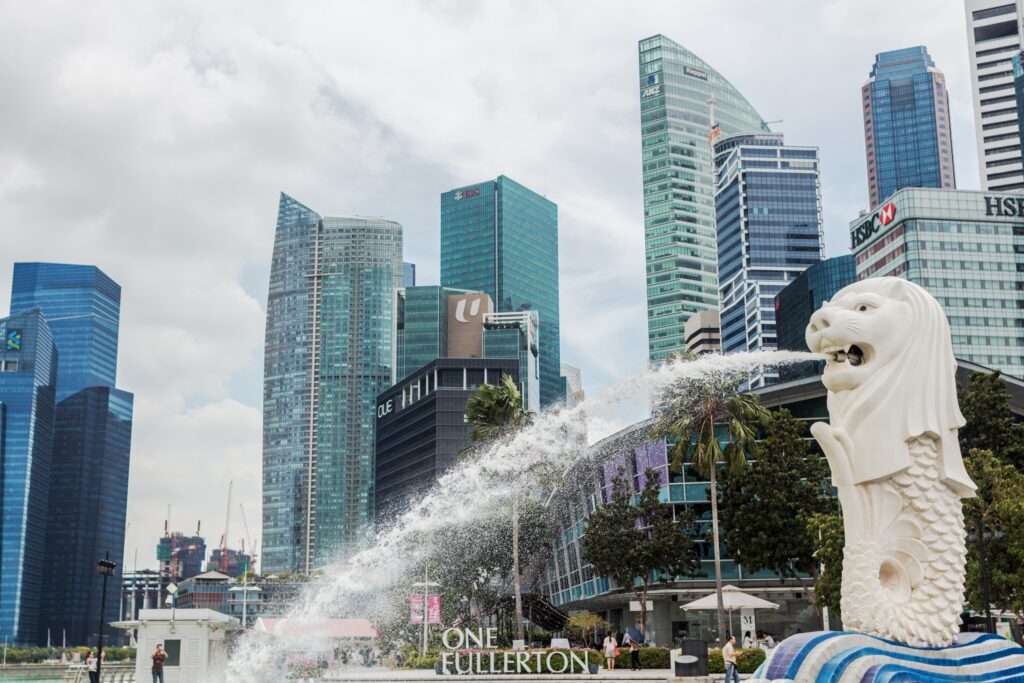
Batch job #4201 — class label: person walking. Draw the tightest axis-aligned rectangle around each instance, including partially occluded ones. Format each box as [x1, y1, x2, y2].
[722, 634, 740, 683]
[627, 633, 641, 671]
[602, 632, 618, 672]
[151, 643, 167, 683]
[85, 650, 98, 683]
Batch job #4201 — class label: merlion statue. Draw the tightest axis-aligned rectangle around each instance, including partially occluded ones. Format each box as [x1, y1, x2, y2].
[805, 277, 975, 648]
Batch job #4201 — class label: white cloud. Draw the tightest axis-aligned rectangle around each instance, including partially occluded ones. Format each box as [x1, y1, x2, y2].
[0, 0, 978, 568]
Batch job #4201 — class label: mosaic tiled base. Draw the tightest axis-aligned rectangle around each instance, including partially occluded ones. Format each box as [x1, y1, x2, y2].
[749, 631, 1024, 682]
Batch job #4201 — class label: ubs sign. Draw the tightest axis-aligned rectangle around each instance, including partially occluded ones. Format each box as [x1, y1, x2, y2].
[850, 202, 896, 249]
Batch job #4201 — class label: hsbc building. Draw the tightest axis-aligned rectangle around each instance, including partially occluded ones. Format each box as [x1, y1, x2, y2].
[849, 187, 1024, 378]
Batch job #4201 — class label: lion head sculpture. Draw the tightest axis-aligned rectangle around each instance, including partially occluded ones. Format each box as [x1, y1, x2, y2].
[806, 277, 975, 497]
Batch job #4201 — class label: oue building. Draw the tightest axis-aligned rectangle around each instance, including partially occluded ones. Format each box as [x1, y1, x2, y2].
[849, 187, 1024, 378]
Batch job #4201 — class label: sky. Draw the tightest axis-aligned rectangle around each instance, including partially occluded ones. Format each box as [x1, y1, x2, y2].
[0, 0, 980, 571]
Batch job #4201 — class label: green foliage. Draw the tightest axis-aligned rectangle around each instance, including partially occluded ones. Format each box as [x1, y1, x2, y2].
[612, 646, 672, 669]
[958, 372, 1024, 469]
[581, 468, 699, 636]
[707, 648, 766, 674]
[465, 374, 533, 444]
[964, 449, 1024, 619]
[721, 409, 837, 584]
[807, 512, 844, 616]
[564, 612, 608, 643]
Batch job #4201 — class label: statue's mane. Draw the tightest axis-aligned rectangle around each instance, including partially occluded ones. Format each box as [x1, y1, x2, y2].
[825, 278, 974, 495]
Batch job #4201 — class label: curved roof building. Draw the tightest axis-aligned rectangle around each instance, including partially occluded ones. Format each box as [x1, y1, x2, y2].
[639, 35, 770, 362]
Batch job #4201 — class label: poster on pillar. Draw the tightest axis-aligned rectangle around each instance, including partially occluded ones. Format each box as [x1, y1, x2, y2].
[410, 595, 442, 624]
[740, 609, 756, 642]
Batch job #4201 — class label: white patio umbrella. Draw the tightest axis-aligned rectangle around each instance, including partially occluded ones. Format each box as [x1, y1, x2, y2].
[680, 585, 779, 639]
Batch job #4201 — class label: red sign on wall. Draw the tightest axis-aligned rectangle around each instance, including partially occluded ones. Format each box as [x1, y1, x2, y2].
[410, 595, 442, 624]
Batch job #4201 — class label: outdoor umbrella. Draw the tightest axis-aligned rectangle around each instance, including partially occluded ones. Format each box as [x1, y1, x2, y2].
[680, 585, 779, 638]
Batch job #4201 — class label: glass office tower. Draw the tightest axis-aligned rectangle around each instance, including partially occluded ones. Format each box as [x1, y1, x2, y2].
[862, 46, 956, 209]
[11, 263, 120, 400]
[263, 193, 403, 572]
[638, 35, 770, 362]
[0, 310, 56, 645]
[440, 176, 560, 407]
[714, 133, 824, 387]
[10, 263, 134, 646]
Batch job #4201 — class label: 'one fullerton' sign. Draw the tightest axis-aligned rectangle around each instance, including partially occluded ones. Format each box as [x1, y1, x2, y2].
[439, 628, 592, 675]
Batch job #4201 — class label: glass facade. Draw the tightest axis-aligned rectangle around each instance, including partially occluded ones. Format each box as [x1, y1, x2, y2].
[0, 310, 56, 645]
[440, 176, 560, 407]
[402, 261, 416, 288]
[11, 263, 121, 401]
[263, 193, 403, 572]
[38, 386, 133, 646]
[9, 263, 133, 646]
[374, 358, 519, 519]
[714, 133, 824, 387]
[482, 311, 540, 413]
[395, 286, 468, 381]
[638, 34, 770, 362]
[1013, 51, 1024, 154]
[851, 187, 1024, 377]
[863, 46, 955, 208]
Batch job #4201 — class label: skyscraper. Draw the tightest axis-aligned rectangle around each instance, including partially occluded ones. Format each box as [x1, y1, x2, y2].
[263, 193, 403, 572]
[440, 176, 560, 407]
[10, 263, 134, 647]
[402, 262, 416, 288]
[0, 310, 56, 645]
[863, 46, 956, 208]
[714, 132, 823, 387]
[638, 34, 770, 363]
[965, 0, 1024, 191]
[394, 286, 488, 381]
[11, 263, 121, 400]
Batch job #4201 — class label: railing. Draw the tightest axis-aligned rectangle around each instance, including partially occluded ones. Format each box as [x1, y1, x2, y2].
[60, 662, 136, 683]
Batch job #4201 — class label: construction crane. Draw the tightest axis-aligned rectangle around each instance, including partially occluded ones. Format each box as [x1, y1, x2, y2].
[220, 481, 233, 574]
[239, 503, 258, 576]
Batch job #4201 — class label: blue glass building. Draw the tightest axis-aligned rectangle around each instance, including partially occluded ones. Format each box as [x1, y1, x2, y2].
[11, 263, 121, 401]
[1013, 51, 1024, 154]
[263, 194, 403, 572]
[403, 262, 416, 288]
[714, 133, 823, 387]
[0, 310, 56, 645]
[10, 263, 134, 646]
[638, 35, 770, 362]
[440, 176, 560, 407]
[862, 46, 955, 209]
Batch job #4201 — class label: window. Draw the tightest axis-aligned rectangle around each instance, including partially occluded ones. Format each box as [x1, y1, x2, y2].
[974, 20, 1019, 43]
[973, 4, 1016, 21]
[162, 640, 181, 667]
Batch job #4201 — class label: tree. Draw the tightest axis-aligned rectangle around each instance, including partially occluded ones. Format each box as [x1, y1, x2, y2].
[581, 468, 699, 639]
[465, 373, 533, 642]
[720, 409, 837, 597]
[565, 612, 609, 648]
[806, 513, 844, 618]
[650, 367, 770, 646]
[958, 371, 1024, 469]
[963, 449, 1024, 624]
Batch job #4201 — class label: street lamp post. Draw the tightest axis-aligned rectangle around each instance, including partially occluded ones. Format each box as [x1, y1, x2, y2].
[412, 569, 441, 659]
[96, 552, 118, 681]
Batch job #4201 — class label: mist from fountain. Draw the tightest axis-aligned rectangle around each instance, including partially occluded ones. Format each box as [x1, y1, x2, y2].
[224, 349, 822, 682]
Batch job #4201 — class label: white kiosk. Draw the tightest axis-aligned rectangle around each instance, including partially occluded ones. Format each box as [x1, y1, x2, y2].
[112, 608, 239, 682]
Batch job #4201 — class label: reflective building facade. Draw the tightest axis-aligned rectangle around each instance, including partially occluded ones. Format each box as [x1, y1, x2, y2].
[850, 187, 1024, 377]
[11, 263, 134, 647]
[440, 176, 560, 407]
[714, 133, 824, 387]
[263, 193, 403, 572]
[638, 34, 770, 362]
[862, 46, 955, 209]
[0, 310, 56, 645]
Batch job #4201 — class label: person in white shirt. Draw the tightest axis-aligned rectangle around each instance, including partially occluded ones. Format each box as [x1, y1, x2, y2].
[722, 634, 740, 683]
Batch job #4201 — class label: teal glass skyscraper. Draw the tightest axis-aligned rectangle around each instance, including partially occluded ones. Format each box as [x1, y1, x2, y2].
[263, 193, 403, 573]
[0, 310, 56, 645]
[440, 176, 560, 406]
[638, 35, 770, 362]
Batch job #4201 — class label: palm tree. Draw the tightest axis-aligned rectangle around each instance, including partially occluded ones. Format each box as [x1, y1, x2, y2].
[465, 373, 533, 642]
[650, 363, 769, 647]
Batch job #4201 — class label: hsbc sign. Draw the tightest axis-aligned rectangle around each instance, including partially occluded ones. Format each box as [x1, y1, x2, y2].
[850, 202, 897, 249]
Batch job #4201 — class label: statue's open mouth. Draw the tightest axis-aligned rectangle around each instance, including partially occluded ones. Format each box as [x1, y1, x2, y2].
[822, 343, 866, 367]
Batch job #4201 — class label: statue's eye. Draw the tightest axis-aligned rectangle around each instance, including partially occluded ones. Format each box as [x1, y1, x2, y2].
[857, 304, 870, 312]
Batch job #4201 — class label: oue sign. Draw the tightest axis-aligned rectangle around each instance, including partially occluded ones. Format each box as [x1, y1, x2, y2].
[377, 399, 393, 419]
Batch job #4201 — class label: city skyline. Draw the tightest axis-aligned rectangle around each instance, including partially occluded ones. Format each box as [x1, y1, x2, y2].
[0, 1, 984, 570]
